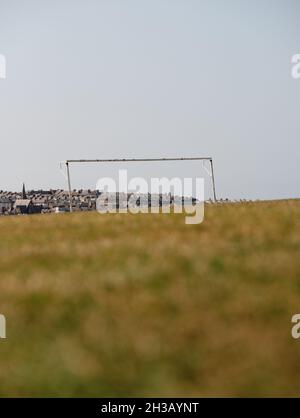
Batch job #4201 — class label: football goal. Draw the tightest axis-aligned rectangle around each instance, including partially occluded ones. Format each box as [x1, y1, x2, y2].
[61, 157, 217, 212]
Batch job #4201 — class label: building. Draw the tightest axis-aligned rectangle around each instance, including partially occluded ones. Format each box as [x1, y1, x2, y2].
[14, 199, 34, 214]
[0, 197, 11, 214]
[13, 184, 42, 214]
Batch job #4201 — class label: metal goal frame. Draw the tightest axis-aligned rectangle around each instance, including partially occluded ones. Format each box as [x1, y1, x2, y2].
[63, 157, 217, 212]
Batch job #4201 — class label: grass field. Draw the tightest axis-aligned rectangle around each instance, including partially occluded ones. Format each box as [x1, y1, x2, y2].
[0, 200, 300, 397]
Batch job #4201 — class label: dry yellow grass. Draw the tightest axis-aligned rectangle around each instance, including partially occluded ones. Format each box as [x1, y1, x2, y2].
[0, 200, 300, 397]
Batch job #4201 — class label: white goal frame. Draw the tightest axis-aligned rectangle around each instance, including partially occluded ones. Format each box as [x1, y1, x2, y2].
[63, 157, 217, 212]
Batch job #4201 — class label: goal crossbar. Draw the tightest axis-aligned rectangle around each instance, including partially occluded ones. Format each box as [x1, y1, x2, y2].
[63, 157, 217, 212]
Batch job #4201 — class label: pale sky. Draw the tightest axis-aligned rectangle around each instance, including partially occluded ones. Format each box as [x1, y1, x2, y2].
[0, 0, 299, 200]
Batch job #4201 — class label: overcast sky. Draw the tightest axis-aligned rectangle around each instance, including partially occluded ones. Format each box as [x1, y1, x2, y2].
[0, 0, 299, 200]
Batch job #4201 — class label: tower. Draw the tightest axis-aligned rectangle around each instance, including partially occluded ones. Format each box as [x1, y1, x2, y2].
[22, 183, 27, 199]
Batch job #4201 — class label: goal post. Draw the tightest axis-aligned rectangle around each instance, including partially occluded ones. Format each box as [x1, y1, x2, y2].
[62, 157, 217, 212]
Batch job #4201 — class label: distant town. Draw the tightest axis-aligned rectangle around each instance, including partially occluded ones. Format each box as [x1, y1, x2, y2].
[0, 184, 205, 216]
[0, 184, 97, 215]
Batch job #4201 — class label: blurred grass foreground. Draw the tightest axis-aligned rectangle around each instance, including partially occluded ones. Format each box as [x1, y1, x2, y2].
[0, 200, 300, 397]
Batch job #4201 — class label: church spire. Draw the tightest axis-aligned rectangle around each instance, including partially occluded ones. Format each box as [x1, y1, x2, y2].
[22, 183, 27, 199]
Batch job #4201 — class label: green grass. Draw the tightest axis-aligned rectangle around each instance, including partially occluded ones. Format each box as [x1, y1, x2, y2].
[0, 200, 300, 397]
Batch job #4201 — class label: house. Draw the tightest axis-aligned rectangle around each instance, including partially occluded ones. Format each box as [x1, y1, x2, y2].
[0, 197, 11, 214]
[14, 199, 34, 214]
[14, 199, 43, 214]
[12, 183, 43, 214]
[32, 196, 48, 208]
